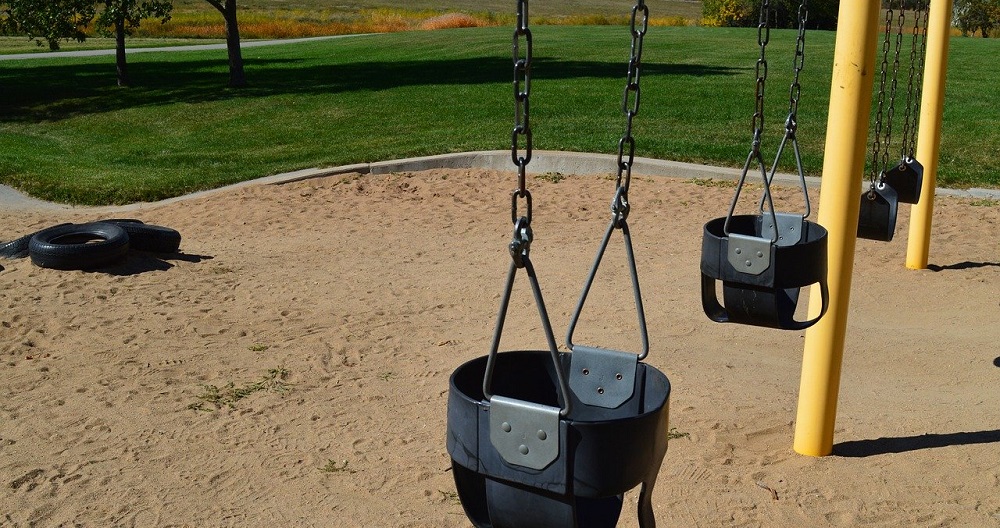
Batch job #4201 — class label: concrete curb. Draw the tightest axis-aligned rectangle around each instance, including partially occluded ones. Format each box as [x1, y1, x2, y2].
[2, 150, 997, 214]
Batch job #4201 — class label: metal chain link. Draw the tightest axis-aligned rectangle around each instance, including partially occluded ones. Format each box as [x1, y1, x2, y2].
[878, 2, 906, 177]
[785, 0, 807, 123]
[906, 1, 929, 157]
[868, 3, 894, 189]
[507, 0, 534, 267]
[899, 1, 921, 159]
[758, 0, 810, 218]
[510, 0, 533, 227]
[751, 0, 770, 140]
[612, 0, 648, 226]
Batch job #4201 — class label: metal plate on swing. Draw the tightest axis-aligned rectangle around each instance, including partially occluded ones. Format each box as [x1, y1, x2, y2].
[727, 233, 771, 275]
[569, 346, 637, 409]
[760, 213, 804, 247]
[489, 395, 561, 470]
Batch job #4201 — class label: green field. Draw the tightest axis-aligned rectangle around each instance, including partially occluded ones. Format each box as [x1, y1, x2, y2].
[0, 24, 997, 205]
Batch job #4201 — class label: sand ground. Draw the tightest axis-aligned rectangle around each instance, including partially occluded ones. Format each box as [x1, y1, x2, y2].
[1, 168, 999, 527]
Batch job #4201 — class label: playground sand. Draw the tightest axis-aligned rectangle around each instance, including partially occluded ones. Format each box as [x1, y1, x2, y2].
[1, 168, 998, 527]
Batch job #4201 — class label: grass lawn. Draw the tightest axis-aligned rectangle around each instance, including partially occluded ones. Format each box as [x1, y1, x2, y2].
[0, 25, 997, 205]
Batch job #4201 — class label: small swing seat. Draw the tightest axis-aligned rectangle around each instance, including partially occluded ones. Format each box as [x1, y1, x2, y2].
[881, 157, 923, 204]
[857, 184, 899, 241]
[447, 351, 671, 528]
[700, 213, 829, 330]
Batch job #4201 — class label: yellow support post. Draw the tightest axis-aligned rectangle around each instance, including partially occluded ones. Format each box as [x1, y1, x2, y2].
[792, 0, 881, 457]
[906, 0, 955, 269]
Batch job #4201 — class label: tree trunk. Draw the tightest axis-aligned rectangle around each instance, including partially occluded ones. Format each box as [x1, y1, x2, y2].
[222, 0, 246, 87]
[115, 17, 130, 87]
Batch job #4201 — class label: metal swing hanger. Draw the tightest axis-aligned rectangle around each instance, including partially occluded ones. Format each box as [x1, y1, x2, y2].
[758, 0, 811, 223]
[722, 0, 813, 246]
[482, 0, 572, 418]
[565, 0, 652, 409]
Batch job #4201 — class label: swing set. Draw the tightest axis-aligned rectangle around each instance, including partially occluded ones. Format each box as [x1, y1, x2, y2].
[447, 0, 953, 524]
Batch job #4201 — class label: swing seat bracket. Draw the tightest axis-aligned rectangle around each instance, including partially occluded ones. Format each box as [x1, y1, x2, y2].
[569, 346, 638, 409]
[489, 395, 561, 470]
[760, 212, 804, 247]
[727, 233, 771, 275]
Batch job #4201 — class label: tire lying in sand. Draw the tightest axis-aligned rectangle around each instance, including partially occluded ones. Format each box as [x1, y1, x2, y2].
[28, 222, 130, 270]
[0, 223, 72, 259]
[99, 219, 182, 253]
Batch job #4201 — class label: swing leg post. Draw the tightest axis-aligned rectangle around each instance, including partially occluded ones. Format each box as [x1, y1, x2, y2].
[792, 0, 881, 457]
[906, 0, 954, 270]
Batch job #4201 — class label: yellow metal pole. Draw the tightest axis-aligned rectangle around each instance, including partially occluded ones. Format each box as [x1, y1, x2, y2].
[792, 0, 880, 457]
[906, 0, 955, 269]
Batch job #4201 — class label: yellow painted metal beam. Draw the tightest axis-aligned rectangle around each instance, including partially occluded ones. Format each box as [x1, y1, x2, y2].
[906, 0, 955, 269]
[793, 0, 881, 457]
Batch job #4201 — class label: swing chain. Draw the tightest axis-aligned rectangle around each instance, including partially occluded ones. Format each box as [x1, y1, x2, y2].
[757, 0, 810, 219]
[785, 0, 807, 132]
[613, 0, 648, 227]
[900, 3, 920, 160]
[868, 2, 894, 192]
[904, 1, 929, 158]
[878, 2, 906, 178]
[511, 0, 533, 227]
[750, 0, 770, 143]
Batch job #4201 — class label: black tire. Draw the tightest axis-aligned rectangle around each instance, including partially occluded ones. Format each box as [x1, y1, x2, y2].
[0, 223, 72, 259]
[28, 222, 130, 270]
[0, 234, 34, 259]
[100, 220, 181, 253]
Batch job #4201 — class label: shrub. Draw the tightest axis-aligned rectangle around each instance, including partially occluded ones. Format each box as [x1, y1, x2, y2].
[419, 13, 488, 30]
[703, 0, 755, 27]
[703, 0, 838, 30]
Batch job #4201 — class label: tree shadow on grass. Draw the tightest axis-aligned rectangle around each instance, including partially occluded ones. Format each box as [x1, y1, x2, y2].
[0, 54, 742, 123]
[834, 429, 1000, 458]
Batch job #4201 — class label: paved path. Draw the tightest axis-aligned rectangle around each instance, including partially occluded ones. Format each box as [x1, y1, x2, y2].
[0, 35, 366, 61]
[3, 151, 996, 214]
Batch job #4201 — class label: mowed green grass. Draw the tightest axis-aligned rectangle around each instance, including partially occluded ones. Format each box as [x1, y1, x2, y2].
[0, 26, 997, 205]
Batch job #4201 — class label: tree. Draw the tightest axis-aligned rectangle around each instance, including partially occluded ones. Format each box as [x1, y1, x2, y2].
[1, 0, 95, 51]
[93, 0, 172, 86]
[954, 0, 1000, 37]
[702, 0, 839, 30]
[203, 0, 245, 87]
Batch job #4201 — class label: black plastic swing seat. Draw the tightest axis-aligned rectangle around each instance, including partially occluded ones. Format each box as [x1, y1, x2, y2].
[447, 351, 671, 528]
[881, 157, 924, 205]
[700, 214, 829, 330]
[857, 184, 899, 242]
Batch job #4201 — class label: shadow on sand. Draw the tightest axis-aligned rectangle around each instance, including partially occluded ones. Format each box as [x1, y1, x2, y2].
[834, 429, 1000, 458]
